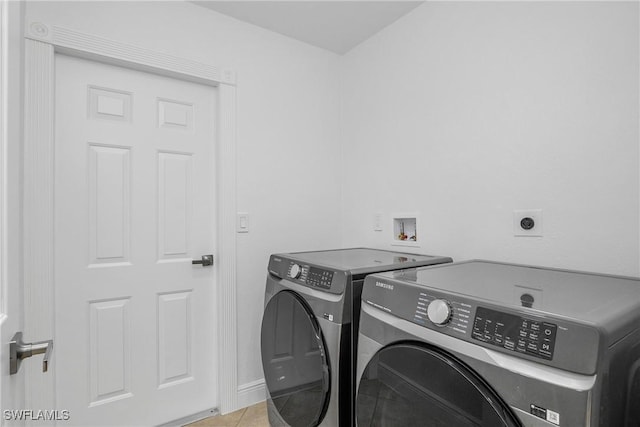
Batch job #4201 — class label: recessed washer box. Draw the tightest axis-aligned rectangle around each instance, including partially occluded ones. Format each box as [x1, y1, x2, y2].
[392, 213, 419, 247]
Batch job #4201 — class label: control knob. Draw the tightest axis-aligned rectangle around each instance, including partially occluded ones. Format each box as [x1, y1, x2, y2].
[427, 299, 452, 326]
[289, 264, 302, 279]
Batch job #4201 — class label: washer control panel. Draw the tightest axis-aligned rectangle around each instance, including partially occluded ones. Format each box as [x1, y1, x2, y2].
[364, 278, 565, 362]
[472, 307, 557, 360]
[362, 272, 602, 374]
[286, 262, 334, 290]
[269, 256, 346, 294]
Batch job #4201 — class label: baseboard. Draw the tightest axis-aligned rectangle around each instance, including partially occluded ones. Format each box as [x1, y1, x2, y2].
[156, 380, 266, 423]
[157, 407, 219, 427]
[236, 378, 266, 410]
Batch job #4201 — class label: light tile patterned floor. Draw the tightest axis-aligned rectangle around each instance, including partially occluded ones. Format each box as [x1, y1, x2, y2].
[185, 401, 269, 427]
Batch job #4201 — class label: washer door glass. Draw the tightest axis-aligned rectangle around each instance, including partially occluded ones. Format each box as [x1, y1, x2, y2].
[261, 290, 330, 427]
[357, 343, 522, 427]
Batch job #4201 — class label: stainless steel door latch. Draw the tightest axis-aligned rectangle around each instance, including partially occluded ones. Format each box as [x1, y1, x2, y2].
[9, 332, 53, 375]
[192, 254, 214, 267]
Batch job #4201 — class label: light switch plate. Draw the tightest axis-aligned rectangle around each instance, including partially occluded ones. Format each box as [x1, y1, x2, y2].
[374, 213, 383, 231]
[237, 212, 249, 233]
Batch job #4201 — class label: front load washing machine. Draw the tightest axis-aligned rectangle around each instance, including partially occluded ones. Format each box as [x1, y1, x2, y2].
[260, 248, 452, 427]
[356, 260, 640, 426]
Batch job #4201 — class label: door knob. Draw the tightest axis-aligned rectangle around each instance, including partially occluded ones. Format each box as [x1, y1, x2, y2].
[9, 332, 53, 375]
[192, 254, 214, 267]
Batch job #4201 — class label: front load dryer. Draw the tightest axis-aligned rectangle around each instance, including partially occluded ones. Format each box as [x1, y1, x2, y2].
[356, 260, 640, 427]
[260, 248, 452, 427]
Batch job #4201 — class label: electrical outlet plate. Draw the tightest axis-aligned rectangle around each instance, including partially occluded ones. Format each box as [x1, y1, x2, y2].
[513, 209, 543, 237]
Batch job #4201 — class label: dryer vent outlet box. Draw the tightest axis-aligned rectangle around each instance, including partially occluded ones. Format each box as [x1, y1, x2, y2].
[392, 216, 419, 246]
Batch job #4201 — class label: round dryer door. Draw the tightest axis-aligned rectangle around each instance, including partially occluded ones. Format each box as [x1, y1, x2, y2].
[357, 343, 522, 427]
[261, 290, 330, 427]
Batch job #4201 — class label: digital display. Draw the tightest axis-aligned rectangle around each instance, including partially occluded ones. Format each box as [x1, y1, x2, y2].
[472, 307, 557, 360]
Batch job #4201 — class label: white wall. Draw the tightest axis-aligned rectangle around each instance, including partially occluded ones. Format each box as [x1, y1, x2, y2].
[26, 0, 343, 404]
[340, 2, 640, 277]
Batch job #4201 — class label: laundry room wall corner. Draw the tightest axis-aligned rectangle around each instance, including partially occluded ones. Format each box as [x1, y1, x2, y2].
[340, 1, 640, 276]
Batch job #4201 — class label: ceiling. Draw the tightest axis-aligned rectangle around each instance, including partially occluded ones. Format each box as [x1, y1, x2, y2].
[193, 1, 424, 54]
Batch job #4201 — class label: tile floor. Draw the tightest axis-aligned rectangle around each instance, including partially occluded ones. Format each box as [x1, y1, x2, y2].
[185, 401, 269, 427]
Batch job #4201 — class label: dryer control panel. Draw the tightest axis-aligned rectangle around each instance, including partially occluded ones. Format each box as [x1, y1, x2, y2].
[362, 273, 601, 374]
[286, 263, 334, 290]
[472, 307, 558, 360]
[268, 256, 344, 294]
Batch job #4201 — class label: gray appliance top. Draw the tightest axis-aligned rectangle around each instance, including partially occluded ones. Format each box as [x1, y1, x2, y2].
[378, 260, 640, 328]
[282, 248, 451, 276]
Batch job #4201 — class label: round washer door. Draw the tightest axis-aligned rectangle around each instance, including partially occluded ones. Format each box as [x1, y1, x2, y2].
[261, 290, 330, 427]
[357, 342, 522, 427]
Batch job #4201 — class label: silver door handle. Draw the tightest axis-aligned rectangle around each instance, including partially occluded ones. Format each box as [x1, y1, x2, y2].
[192, 254, 214, 267]
[9, 332, 53, 375]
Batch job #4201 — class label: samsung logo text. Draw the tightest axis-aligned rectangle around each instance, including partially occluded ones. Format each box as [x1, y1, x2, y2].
[375, 281, 394, 290]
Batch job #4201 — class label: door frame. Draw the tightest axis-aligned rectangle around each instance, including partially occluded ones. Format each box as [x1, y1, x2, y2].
[22, 23, 240, 415]
[0, 1, 25, 422]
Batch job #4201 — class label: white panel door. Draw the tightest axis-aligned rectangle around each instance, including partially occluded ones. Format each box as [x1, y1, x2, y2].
[54, 54, 217, 426]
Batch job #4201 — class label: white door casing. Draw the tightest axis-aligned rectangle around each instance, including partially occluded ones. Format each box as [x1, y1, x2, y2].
[1, 1, 25, 423]
[54, 54, 216, 425]
[22, 23, 239, 420]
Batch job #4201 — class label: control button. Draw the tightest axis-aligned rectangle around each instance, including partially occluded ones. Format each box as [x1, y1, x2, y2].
[473, 318, 486, 331]
[539, 349, 552, 359]
[485, 319, 494, 331]
[427, 299, 452, 325]
[289, 264, 302, 279]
